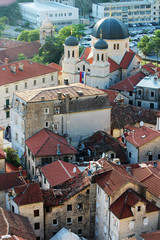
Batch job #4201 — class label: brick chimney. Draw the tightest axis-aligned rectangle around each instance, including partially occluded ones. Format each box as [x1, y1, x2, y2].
[4, 58, 9, 65]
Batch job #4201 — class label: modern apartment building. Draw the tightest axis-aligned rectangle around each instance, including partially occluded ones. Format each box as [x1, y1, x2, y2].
[92, 0, 160, 25]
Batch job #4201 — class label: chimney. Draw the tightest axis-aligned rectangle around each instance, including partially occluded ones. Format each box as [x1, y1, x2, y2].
[64, 78, 69, 85]
[57, 92, 62, 100]
[11, 64, 16, 73]
[19, 62, 24, 71]
[65, 93, 70, 112]
[4, 58, 9, 65]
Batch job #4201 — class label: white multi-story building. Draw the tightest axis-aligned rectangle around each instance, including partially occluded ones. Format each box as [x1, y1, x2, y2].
[92, 0, 160, 25]
[0, 60, 58, 128]
[19, 0, 79, 28]
[41, 0, 75, 7]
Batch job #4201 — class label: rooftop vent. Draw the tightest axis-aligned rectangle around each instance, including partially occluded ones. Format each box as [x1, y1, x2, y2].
[57, 92, 62, 100]
[141, 135, 146, 139]
[77, 90, 83, 96]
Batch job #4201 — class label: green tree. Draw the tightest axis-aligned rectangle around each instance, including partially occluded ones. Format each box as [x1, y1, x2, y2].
[137, 35, 152, 63]
[58, 24, 86, 42]
[0, 2, 21, 25]
[0, 16, 7, 37]
[17, 29, 39, 42]
[17, 53, 27, 60]
[151, 30, 160, 67]
[3, 147, 20, 167]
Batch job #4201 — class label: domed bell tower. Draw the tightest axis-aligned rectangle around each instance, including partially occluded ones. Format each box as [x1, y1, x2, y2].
[62, 34, 79, 84]
[40, 14, 54, 45]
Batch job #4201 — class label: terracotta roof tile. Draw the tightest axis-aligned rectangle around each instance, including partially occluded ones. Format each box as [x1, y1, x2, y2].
[140, 230, 160, 240]
[142, 64, 155, 74]
[108, 57, 119, 72]
[6, 162, 19, 173]
[42, 171, 90, 206]
[101, 89, 120, 103]
[0, 59, 58, 86]
[12, 183, 43, 206]
[0, 41, 41, 63]
[110, 72, 145, 91]
[0, 147, 5, 159]
[26, 128, 77, 157]
[0, 171, 27, 191]
[125, 125, 160, 147]
[111, 104, 160, 129]
[120, 51, 135, 69]
[48, 62, 62, 75]
[41, 160, 81, 187]
[80, 47, 91, 60]
[0, 208, 36, 239]
[110, 189, 159, 219]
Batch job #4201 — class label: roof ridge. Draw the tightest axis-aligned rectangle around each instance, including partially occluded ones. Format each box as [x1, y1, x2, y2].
[58, 160, 72, 178]
[17, 184, 30, 206]
[119, 191, 129, 219]
[1, 208, 9, 235]
[35, 135, 50, 156]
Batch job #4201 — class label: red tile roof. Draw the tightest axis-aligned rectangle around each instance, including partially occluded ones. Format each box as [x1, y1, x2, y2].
[0, 208, 36, 240]
[131, 164, 160, 199]
[95, 160, 141, 195]
[108, 57, 120, 72]
[41, 160, 81, 187]
[0, 147, 5, 159]
[110, 189, 159, 219]
[125, 125, 160, 147]
[120, 51, 135, 69]
[42, 171, 90, 206]
[142, 64, 155, 74]
[12, 183, 43, 206]
[6, 162, 19, 173]
[140, 230, 160, 240]
[102, 89, 121, 103]
[0, 40, 41, 63]
[0, 60, 58, 86]
[25, 128, 77, 157]
[0, 171, 27, 191]
[111, 104, 160, 130]
[110, 72, 145, 91]
[48, 62, 62, 75]
[80, 47, 91, 60]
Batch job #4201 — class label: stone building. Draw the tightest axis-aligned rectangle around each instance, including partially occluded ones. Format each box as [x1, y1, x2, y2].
[6, 183, 44, 240]
[0, 170, 27, 208]
[62, 17, 141, 89]
[93, 159, 159, 240]
[42, 171, 91, 239]
[0, 59, 58, 127]
[11, 83, 111, 166]
[40, 14, 55, 45]
[124, 124, 160, 164]
[25, 128, 77, 180]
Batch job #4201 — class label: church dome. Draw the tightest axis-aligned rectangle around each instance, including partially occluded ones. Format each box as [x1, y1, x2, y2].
[94, 38, 108, 49]
[65, 35, 78, 46]
[92, 17, 129, 40]
[42, 15, 53, 29]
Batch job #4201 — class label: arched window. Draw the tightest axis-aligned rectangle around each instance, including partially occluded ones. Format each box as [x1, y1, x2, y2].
[97, 54, 99, 61]
[117, 44, 119, 50]
[72, 51, 74, 58]
[114, 44, 116, 50]
[101, 54, 104, 62]
[68, 51, 70, 58]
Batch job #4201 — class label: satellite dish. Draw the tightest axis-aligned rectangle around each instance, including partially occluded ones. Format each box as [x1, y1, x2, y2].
[140, 121, 144, 127]
[73, 167, 77, 173]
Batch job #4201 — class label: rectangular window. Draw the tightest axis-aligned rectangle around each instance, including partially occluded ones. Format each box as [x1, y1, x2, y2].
[34, 80, 36, 86]
[78, 229, 82, 235]
[45, 121, 49, 128]
[44, 177, 46, 184]
[137, 206, 141, 212]
[51, 75, 53, 81]
[32, 166, 34, 175]
[54, 107, 60, 114]
[149, 155, 152, 161]
[78, 203, 83, 210]
[5, 87, 9, 93]
[78, 216, 83, 223]
[158, 154, 160, 159]
[150, 103, 154, 109]
[6, 111, 10, 118]
[151, 91, 154, 97]
[42, 77, 45, 83]
[15, 85, 18, 91]
[67, 217, 72, 224]
[12, 205, 15, 212]
[137, 101, 141, 107]
[69, 13, 72, 16]
[34, 222, 40, 230]
[34, 209, 39, 217]
[129, 92, 133, 96]
[53, 219, 58, 226]
[129, 152, 131, 158]
[44, 108, 49, 114]
[67, 205, 72, 211]
[15, 133, 18, 141]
